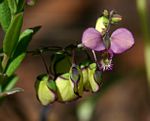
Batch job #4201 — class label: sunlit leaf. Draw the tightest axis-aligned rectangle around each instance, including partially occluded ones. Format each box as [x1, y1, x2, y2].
[0, 0, 11, 31]
[3, 75, 19, 91]
[13, 26, 41, 58]
[3, 12, 23, 57]
[7, 0, 17, 15]
[5, 53, 26, 77]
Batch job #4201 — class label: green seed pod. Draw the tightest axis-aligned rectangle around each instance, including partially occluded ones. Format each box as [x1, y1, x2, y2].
[80, 63, 101, 92]
[70, 64, 83, 96]
[80, 64, 90, 91]
[55, 73, 79, 102]
[95, 16, 109, 35]
[35, 74, 56, 105]
[88, 63, 100, 92]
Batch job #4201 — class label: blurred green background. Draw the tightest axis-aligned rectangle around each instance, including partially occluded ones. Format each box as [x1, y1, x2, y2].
[0, 0, 150, 121]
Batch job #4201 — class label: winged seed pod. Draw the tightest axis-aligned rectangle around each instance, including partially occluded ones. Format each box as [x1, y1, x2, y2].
[70, 64, 83, 96]
[80, 63, 101, 92]
[55, 73, 79, 102]
[35, 74, 56, 105]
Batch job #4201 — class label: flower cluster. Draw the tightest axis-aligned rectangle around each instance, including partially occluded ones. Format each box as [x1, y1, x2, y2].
[81, 10, 134, 71]
[35, 10, 135, 105]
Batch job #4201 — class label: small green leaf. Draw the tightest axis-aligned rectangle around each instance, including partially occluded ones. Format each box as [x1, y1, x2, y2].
[35, 74, 56, 105]
[13, 26, 41, 58]
[0, 0, 11, 31]
[0, 87, 24, 97]
[3, 75, 19, 91]
[17, 0, 25, 13]
[5, 53, 26, 77]
[7, 0, 17, 15]
[3, 12, 23, 57]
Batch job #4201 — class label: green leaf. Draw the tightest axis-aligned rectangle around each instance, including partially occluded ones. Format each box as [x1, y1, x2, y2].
[3, 12, 23, 57]
[35, 74, 56, 105]
[7, 0, 17, 15]
[3, 75, 19, 91]
[0, 87, 24, 97]
[5, 53, 26, 77]
[13, 26, 41, 58]
[17, 0, 25, 13]
[0, 0, 11, 31]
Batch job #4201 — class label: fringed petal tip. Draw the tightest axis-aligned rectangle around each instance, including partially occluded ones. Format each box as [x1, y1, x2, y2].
[81, 28, 105, 51]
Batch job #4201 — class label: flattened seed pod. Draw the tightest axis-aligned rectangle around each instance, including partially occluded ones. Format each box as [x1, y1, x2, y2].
[80, 64, 91, 91]
[88, 63, 101, 92]
[70, 64, 83, 96]
[55, 73, 79, 102]
[35, 74, 56, 105]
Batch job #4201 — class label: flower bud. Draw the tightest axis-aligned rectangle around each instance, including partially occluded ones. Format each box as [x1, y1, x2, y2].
[111, 14, 122, 24]
[95, 16, 109, 35]
[26, 0, 36, 6]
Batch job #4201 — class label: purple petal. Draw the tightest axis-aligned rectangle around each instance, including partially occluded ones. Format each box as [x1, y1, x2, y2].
[81, 28, 105, 51]
[110, 28, 134, 54]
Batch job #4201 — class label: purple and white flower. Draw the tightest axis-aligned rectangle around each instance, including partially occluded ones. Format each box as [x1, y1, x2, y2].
[81, 27, 134, 71]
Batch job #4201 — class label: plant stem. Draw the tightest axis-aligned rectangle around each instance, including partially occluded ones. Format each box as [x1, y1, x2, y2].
[136, 0, 150, 85]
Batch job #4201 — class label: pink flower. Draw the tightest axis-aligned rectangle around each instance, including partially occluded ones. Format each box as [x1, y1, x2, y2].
[81, 27, 134, 71]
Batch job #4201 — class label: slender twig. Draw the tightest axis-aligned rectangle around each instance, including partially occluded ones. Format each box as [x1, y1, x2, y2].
[39, 52, 54, 79]
[92, 50, 101, 70]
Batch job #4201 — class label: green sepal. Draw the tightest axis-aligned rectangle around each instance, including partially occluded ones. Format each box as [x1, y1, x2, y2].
[55, 73, 78, 102]
[0, 0, 11, 31]
[35, 74, 56, 105]
[3, 12, 23, 57]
